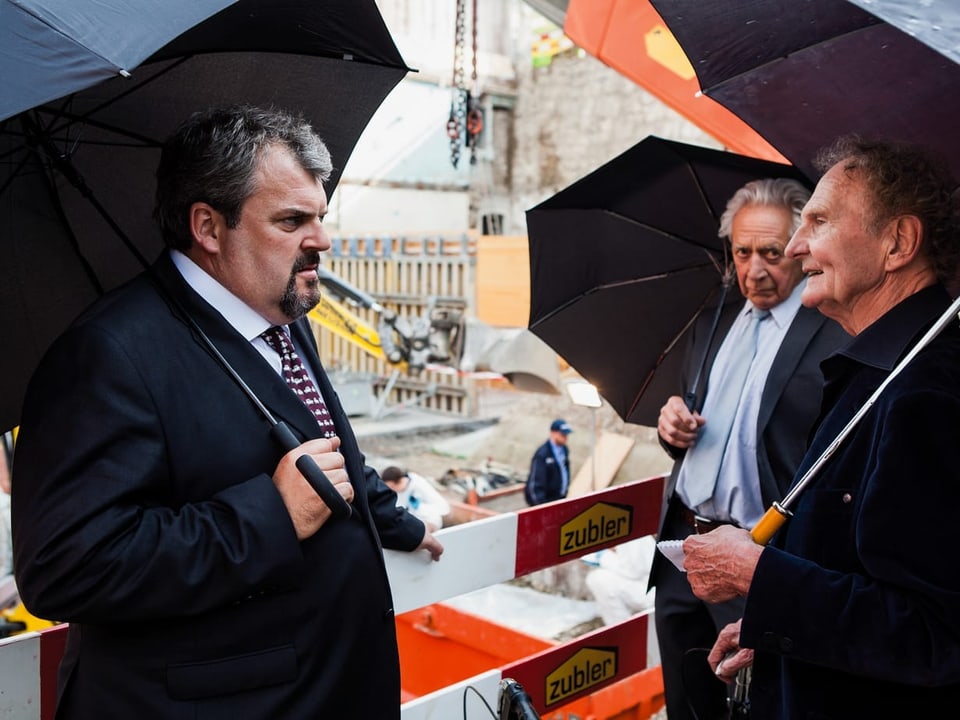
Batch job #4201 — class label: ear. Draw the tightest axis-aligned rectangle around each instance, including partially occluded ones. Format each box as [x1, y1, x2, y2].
[883, 215, 924, 272]
[189, 202, 224, 255]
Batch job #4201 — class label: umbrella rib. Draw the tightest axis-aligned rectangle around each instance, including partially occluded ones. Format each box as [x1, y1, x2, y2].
[534, 261, 723, 327]
[17, 114, 106, 295]
[673, 159, 732, 268]
[20, 111, 152, 271]
[698, 22, 880, 96]
[36, 56, 196, 149]
[592, 267, 709, 292]
[627, 283, 724, 420]
[597, 209, 726, 253]
[592, 249, 726, 292]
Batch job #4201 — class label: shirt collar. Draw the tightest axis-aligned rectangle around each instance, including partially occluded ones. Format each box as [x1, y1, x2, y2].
[825, 284, 951, 375]
[170, 250, 274, 341]
[744, 277, 806, 329]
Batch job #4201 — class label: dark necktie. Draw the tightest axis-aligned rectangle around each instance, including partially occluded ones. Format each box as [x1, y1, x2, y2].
[260, 326, 337, 438]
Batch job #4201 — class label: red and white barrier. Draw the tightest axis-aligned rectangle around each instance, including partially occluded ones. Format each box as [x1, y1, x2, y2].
[389, 476, 663, 718]
[386, 477, 663, 613]
[0, 476, 664, 719]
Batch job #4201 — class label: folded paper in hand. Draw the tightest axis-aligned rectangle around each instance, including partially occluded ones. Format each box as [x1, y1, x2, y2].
[657, 540, 685, 572]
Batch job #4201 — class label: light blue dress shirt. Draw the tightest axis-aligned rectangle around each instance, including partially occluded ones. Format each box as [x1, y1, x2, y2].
[678, 280, 805, 527]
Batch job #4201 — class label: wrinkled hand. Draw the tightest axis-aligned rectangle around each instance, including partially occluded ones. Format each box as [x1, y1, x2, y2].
[417, 531, 444, 562]
[683, 525, 761, 602]
[658, 395, 705, 449]
[273, 436, 353, 540]
[709, 619, 754, 681]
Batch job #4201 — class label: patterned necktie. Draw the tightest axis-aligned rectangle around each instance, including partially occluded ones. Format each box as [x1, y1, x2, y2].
[681, 308, 770, 507]
[260, 326, 337, 438]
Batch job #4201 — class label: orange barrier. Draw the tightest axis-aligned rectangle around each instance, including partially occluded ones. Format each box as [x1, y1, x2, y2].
[397, 603, 552, 700]
[398, 606, 664, 719]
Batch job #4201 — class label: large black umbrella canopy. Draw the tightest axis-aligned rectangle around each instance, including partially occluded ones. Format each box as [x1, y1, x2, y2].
[0, 0, 409, 432]
[0, 0, 236, 121]
[526, 135, 809, 427]
[647, 0, 960, 181]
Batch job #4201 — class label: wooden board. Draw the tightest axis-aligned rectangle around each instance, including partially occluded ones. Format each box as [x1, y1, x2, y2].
[568, 431, 636, 497]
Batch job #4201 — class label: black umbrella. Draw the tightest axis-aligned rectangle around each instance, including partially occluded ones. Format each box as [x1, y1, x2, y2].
[647, 0, 960, 181]
[0, 0, 409, 432]
[526, 135, 809, 427]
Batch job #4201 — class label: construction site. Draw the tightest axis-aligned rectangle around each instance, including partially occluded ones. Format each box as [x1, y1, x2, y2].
[7, 0, 952, 717]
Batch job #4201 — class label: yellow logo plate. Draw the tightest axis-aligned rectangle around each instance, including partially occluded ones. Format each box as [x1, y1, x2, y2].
[559, 502, 632, 556]
[546, 647, 618, 705]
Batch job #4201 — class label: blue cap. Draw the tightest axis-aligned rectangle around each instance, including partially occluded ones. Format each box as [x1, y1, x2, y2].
[550, 419, 572, 434]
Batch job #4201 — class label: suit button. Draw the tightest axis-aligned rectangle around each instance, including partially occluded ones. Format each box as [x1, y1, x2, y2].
[780, 637, 794, 653]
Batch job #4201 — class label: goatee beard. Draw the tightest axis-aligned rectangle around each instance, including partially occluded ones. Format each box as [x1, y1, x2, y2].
[280, 252, 321, 320]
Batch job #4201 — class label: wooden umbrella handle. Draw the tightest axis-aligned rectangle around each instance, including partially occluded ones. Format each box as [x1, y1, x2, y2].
[750, 502, 792, 546]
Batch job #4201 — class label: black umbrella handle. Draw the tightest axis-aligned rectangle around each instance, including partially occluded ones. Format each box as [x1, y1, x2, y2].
[686, 280, 733, 412]
[271, 422, 352, 520]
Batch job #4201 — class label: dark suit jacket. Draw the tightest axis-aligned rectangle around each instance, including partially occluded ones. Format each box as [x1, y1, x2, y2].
[525, 440, 569, 505]
[12, 252, 425, 719]
[650, 301, 849, 584]
[742, 286, 960, 716]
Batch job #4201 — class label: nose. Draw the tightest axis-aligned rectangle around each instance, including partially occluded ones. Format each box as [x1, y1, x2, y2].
[746, 253, 768, 279]
[785, 226, 806, 260]
[304, 216, 332, 252]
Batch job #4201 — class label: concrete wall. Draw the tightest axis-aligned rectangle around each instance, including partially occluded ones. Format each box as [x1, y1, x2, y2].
[500, 46, 721, 233]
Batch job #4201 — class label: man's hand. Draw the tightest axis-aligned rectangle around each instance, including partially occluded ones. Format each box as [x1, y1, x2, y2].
[273, 436, 353, 540]
[709, 619, 754, 681]
[683, 525, 762, 602]
[417, 531, 444, 562]
[658, 395, 705, 448]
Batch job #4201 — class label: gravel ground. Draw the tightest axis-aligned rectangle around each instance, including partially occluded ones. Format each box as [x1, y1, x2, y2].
[360, 377, 673, 495]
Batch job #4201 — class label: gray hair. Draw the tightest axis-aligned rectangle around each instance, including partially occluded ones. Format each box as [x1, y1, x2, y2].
[717, 177, 812, 241]
[154, 105, 334, 251]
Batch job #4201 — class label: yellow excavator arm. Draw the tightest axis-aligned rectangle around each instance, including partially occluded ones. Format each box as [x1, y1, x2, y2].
[309, 266, 465, 374]
[308, 295, 392, 365]
[308, 266, 561, 393]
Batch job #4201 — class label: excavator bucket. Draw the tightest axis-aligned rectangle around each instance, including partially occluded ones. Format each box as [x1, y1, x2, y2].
[459, 319, 561, 394]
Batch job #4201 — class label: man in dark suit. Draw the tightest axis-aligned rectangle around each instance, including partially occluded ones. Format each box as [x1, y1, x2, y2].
[525, 418, 572, 505]
[649, 178, 849, 720]
[684, 136, 960, 717]
[11, 106, 442, 719]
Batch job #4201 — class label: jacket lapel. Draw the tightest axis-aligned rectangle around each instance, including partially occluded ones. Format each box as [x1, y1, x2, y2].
[757, 306, 825, 432]
[151, 254, 323, 441]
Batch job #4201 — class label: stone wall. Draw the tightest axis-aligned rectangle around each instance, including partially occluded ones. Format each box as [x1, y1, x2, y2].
[489, 47, 722, 234]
